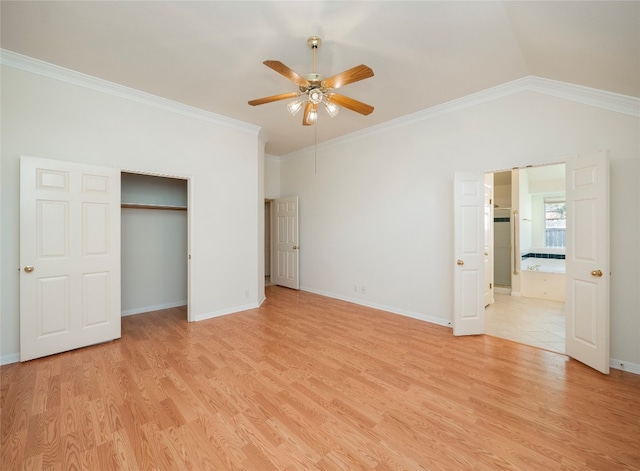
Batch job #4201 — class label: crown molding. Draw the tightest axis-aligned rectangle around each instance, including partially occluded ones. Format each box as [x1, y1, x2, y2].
[0, 49, 261, 135]
[524, 76, 640, 118]
[3, 48, 636, 156]
[265, 154, 282, 163]
[281, 75, 640, 161]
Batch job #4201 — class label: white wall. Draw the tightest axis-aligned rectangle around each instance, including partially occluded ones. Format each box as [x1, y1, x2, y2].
[264, 155, 281, 199]
[1, 63, 263, 361]
[121, 208, 188, 314]
[121, 172, 188, 207]
[493, 182, 511, 209]
[279, 90, 640, 368]
[530, 194, 545, 249]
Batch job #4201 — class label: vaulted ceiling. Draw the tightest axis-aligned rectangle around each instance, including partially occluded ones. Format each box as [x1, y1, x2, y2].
[2, 1, 639, 155]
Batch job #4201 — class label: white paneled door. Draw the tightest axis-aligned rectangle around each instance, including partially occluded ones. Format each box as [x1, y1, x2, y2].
[484, 173, 494, 307]
[565, 151, 610, 374]
[273, 196, 299, 289]
[20, 156, 121, 361]
[453, 172, 485, 335]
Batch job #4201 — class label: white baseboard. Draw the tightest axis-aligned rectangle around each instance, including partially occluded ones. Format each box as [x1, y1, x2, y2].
[7, 295, 640, 377]
[193, 301, 260, 322]
[1, 353, 20, 366]
[300, 286, 452, 328]
[494, 287, 511, 295]
[297, 287, 640, 377]
[610, 358, 640, 375]
[121, 300, 187, 317]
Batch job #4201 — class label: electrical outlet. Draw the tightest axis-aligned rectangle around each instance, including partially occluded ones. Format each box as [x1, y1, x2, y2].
[360, 286, 366, 294]
[244, 289, 250, 298]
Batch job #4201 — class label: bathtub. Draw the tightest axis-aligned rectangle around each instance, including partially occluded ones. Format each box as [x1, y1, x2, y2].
[521, 258, 565, 274]
[520, 257, 565, 302]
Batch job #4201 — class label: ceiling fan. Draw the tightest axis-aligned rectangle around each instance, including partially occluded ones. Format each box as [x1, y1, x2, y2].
[248, 36, 374, 126]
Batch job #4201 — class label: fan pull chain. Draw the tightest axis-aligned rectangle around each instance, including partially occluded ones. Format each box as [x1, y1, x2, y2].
[314, 120, 317, 174]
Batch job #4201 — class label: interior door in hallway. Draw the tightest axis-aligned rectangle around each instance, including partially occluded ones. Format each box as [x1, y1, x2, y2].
[273, 196, 299, 289]
[20, 156, 121, 361]
[565, 151, 610, 374]
[453, 171, 485, 335]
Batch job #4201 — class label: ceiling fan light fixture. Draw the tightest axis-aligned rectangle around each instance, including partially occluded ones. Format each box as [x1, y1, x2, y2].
[308, 88, 324, 104]
[307, 108, 318, 124]
[287, 99, 303, 116]
[325, 100, 341, 118]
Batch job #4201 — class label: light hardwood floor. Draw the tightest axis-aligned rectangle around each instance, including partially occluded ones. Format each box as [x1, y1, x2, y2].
[2, 286, 639, 470]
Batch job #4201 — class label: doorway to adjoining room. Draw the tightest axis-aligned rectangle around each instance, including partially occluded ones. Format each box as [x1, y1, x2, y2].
[485, 164, 566, 354]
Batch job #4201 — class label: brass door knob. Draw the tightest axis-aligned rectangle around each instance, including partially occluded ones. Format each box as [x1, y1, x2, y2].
[457, 260, 464, 266]
[591, 269, 603, 277]
[24, 266, 35, 273]
[292, 246, 299, 250]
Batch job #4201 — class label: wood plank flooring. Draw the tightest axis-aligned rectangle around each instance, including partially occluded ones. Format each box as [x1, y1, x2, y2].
[2, 286, 640, 470]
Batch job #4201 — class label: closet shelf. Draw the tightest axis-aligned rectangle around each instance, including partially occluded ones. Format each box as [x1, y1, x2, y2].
[121, 203, 187, 211]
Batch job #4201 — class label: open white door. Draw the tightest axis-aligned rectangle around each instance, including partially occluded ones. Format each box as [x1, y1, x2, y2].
[20, 156, 121, 361]
[272, 196, 299, 289]
[484, 173, 494, 307]
[453, 172, 485, 335]
[565, 151, 610, 373]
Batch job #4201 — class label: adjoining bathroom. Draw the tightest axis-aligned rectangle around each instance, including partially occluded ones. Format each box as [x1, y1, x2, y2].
[485, 163, 567, 354]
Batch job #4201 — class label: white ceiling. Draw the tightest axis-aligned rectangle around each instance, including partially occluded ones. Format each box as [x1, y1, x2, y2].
[2, 1, 639, 156]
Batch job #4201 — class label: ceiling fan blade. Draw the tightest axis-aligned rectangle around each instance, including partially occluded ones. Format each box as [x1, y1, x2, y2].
[327, 94, 374, 115]
[322, 64, 374, 89]
[264, 60, 309, 87]
[248, 92, 300, 106]
[302, 102, 317, 126]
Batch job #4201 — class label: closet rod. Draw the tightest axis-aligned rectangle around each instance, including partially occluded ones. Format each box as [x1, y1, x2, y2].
[121, 203, 187, 211]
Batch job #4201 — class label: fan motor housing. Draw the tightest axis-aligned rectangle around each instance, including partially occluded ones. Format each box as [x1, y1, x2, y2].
[307, 36, 322, 49]
[306, 72, 325, 85]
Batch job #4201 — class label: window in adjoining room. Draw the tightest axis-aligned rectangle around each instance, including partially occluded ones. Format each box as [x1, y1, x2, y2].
[545, 198, 566, 248]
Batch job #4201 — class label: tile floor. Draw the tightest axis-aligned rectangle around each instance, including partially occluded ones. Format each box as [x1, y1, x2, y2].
[485, 293, 566, 354]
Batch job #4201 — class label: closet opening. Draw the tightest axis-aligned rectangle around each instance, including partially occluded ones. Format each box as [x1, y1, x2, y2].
[121, 172, 190, 320]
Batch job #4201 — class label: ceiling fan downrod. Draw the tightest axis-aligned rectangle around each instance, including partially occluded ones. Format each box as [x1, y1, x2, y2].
[307, 36, 322, 74]
[304, 36, 324, 89]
